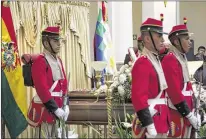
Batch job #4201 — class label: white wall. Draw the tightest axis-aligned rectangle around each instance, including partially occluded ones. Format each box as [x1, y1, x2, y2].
[180, 2, 206, 54]
[111, 2, 133, 62]
[154, 1, 177, 43]
[89, 2, 206, 61]
[142, 1, 177, 43]
[142, 1, 155, 21]
[89, 2, 98, 61]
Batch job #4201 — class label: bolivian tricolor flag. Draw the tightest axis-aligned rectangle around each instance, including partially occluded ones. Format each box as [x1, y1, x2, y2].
[1, 2, 28, 138]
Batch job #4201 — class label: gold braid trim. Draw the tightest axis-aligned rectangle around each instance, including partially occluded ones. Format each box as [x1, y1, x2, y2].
[39, 1, 90, 8]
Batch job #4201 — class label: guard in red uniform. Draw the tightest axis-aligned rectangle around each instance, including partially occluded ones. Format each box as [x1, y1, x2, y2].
[29, 26, 70, 138]
[161, 18, 201, 138]
[132, 14, 170, 138]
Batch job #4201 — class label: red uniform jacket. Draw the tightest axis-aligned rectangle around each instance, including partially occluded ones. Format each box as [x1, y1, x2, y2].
[31, 55, 68, 123]
[131, 56, 170, 133]
[161, 52, 194, 126]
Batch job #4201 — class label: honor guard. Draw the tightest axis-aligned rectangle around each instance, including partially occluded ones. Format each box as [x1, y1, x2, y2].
[28, 26, 70, 138]
[131, 14, 170, 138]
[161, 18, 201, 138]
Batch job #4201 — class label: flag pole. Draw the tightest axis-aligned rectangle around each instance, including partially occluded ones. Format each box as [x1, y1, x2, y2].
[1, 118, 5, 139]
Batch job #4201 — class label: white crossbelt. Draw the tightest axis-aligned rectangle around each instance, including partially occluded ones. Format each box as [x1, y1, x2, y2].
[147, 90, 167, 106]
[49, 80, 63, 97]
[33, 80, 63, 103]
[147, 98, 167, 117]
[51, 91, 63, 97]
[182, 91, 192, 96]
[182, 83, 193, 96]
[33, 92, 62, 104]
[147, 91, 167, 117]
[167, 83, 193, 110]
[148, 98, 167, 105]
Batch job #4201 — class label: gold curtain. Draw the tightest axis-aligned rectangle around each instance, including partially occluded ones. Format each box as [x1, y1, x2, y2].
[5, 1, 91, 138]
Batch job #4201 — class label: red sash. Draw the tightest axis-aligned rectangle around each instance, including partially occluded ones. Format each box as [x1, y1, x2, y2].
[132, 115, 147, 139]
[27, 80, 60, 126]
[168, 109, 183, 137]
[27, 96, 45, 127]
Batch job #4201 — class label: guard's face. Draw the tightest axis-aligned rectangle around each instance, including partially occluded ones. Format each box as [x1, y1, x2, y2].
[50, 38, 61, 54]
[180, 35, 191, 53]
[151, 32, 165, 52]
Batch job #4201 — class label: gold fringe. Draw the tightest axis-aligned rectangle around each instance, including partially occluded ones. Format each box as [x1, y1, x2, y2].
[17, 1, 90, 7]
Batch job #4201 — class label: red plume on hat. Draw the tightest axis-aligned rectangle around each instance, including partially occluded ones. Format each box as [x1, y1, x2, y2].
[168, 17, 192, 38]
[140, 15, 168, 34]
[160, 13, 164, 22]
[183, 17, 187, 25]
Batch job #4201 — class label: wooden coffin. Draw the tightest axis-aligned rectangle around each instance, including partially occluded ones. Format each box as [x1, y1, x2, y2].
[67, 91, 134, 124]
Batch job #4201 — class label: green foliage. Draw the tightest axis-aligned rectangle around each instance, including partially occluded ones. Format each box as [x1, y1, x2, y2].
[79, 133, 88, 138]
[83, 122, 104, 138]
[113, 112, 133, 139]
[199, 124, 206, 138]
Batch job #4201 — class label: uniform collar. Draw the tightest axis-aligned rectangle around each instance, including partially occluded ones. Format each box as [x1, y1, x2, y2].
[43, 48, 58, 60]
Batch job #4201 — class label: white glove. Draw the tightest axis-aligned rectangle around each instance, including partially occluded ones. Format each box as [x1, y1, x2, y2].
[148, 104, 158, 117]
[186, 112, 201, 130]
[146, 123, 157, 138]
[63, 105, 70, 121]
[54, 108, 65, 120]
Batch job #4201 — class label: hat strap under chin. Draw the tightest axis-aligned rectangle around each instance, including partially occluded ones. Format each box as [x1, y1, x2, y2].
[177, 37, 185, 53]
[149, 30, 159, 54]
[46, 37, 56, 54]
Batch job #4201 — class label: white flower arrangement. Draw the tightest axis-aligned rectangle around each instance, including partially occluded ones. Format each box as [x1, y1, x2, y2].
[121, 122, 132, 128]
[200, 90, 206, 103]
[93, 84, 108, 96]
[192, 84, 206, 103]
[110, 62, 133, 105]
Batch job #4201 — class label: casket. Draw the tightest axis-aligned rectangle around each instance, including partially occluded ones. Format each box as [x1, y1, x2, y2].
[67, 91, 134, 124]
